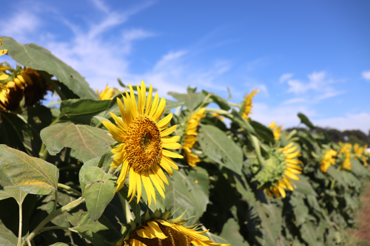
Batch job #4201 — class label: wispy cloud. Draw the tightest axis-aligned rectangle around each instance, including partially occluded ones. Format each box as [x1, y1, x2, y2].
[282, 71, 344, 103]
[362, 70, 370, 81]
[90, 0, 110, 13]
[279, 73, 294, 83]
[2, 11, 41, 42]
[314, 112, 370, 133]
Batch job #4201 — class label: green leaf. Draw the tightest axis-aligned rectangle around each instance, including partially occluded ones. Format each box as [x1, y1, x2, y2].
[0, 145, 58, 195]
[202, 90, 231, 111]
[40, 122, 115, 162]
[164, 99, 184, 113]
[198, 124, 243, 174]
[60, 99, 111, 124]
[297, 113, 316, 130]
[0, 37, 97, 99]
[249, 120, 274, 144]
[0, 186, 27, 204]
[292, 175, 317, 196]
[230, 109, 257, 135]
[84, 167, 116, 221]
[300, 221, 319, 245]
[168, 92, 205, 111]
[0, 225, 17, 246]
[49, 243, 69, 246]
[205, 232, 230, 245]
[290, 194, 309, 226]
[220, 218, 250, 245]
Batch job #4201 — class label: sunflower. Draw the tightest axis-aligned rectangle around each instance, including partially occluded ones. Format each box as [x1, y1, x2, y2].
[211, 112, 224, 122]
[338, 143, 352, 154]
[241, 88, 259, 121]
[263, 142, 302, 198]
[268, 121, 283, 140]
[320, 149, 337, 173]
[103, 81, 183, 205]
[183, 108, 206, 167]
[0, 39, 9, 81]
[0, 67, 53, 110]
[120, 209, 229, 246]
[340, 151, 351, 170]
[97, 84, 120, 100]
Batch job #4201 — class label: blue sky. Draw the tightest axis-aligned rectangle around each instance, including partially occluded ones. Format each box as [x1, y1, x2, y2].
[2, 0, 370, 132]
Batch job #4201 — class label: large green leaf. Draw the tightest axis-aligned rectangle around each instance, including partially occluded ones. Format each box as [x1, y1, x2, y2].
[249, 120, 274, 144]
[220, 218, 250, 245]
[60, 99, 111, 124]
[300, 221, 320, 246]
[40, 122, 115, 162]
[0, 36, 97, 99]
[168, 92, 205, 111]
[0, 225, 17, 246]
[198, 124, 243, 174]
[164, 99, 184, 113]
[230, 109, 257, 135]
[0, 186, 27, 204]
[83, 167, 116, 221]
[292, 175, 317, 196]
[0, 145, 58, 195]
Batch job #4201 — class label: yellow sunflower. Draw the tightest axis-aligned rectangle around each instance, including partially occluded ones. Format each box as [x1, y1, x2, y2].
[121, 210, 229, 246]
[340, 151, 351, 170]
[241, 88, 259, 121]
[264, 142, 302, 199]
[338, 143, 352, 154]
[268, 121, 283, 141]
[103, 81, 183, 205]
[97, 84, 119, 100]
[183, 108, 206, 167]
[320, 149, 337, 173]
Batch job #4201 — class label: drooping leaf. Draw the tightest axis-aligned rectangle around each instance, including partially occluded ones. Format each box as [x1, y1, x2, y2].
[60, 99, 111, 124]
[168, 92, 205, 111]
[198, 124, 243, 174]
[300, 221, 320, 246]
[220, 218, 250, 245]
[297, 113, 316, 130]
[0, 145, 58, 195]
[0, 36, 97, 99]
[83, 167, 116, 221]
[250, 120, 274, 144]
[202, 90, 231, 111]
[230, 109, 257, 135]
[40, 122, 115, 162]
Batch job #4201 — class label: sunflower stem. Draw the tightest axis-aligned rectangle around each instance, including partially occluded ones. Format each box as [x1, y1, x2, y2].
[108, 166, 115, 174]
[203, 108, 232, 118]
[58, 183, 82, 196]
[17, 201, 23, 246]
[227, 102, 240, 107]
[21, 197, 85, 246]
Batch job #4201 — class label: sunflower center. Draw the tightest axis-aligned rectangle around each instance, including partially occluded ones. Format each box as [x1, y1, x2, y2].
[124, 115, 162, 172]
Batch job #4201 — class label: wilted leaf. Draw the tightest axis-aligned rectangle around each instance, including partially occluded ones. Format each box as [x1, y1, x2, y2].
[0, 145, 58, 195]
[0, 36, 97, 99]
[40, 122, 115, 162]
[198, 124, 243, 174]
[83, 167, 116, 221]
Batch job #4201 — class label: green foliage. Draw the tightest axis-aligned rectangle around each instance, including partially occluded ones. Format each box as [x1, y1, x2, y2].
[0, 37, 369, 246]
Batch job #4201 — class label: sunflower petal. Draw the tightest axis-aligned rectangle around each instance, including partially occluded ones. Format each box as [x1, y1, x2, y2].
[157, 113, 173, 130]
[145, 84, 153, 116]
[149, 94, 159, 118]
[162, 142, 182, 149]
[162, 149, 183, 159]
[153, 97, 166, 121]
[160, 125, 178, 137]
[147, 221, 167, 239]
[102, 120, 125, 142]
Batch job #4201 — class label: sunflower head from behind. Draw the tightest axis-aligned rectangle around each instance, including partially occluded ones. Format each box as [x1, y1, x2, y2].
[253, 142, 302, 199]
[241, 88, 259, 122]
[117, 208, 229, 246]
[103, 81, 183, 206]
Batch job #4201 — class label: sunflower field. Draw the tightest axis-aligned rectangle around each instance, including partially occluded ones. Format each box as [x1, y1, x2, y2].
[0, 36, 369, 246]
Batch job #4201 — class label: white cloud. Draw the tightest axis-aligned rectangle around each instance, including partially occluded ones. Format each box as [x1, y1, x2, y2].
[314, 113, 370, 133]
[362, 70, 370, 81]
[2, 11, 41, 42]
[90, 0, 110, 13]
[279, 73, 293, 83]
